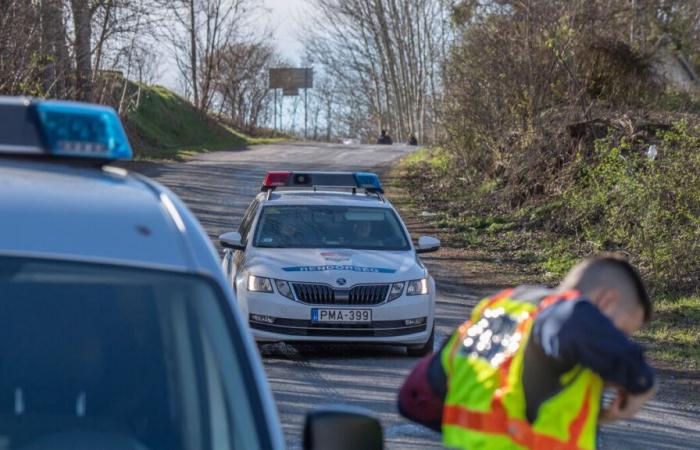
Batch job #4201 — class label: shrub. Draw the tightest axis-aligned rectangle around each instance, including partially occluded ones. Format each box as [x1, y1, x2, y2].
[562, 122, 700, 292]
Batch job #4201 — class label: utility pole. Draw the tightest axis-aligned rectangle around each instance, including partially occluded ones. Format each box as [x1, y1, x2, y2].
[304, 70, 308, 140]
[273, 89, 277, 131]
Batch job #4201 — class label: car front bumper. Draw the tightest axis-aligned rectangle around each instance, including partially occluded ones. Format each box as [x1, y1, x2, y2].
[239, 290, 435, 345]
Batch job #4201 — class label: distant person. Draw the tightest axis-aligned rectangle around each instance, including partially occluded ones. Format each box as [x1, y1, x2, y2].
[377, 129, 393, 145]
[398, 255, 656, 449]
[408, 134, 418, 146]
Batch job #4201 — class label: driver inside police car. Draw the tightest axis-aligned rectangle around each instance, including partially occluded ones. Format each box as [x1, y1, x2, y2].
[277, 220, 304, 245]
[352, 221, 372, 239]
[398, 255, 656, 449]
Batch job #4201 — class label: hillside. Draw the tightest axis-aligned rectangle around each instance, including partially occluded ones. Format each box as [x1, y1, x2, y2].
[124, 84, 282, 160]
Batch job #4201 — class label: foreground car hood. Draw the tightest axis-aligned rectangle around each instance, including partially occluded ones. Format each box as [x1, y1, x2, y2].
[245, 248, 426, 285]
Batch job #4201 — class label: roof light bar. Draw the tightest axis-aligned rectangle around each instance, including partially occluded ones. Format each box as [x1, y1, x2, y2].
[35, 101, 132, 160]
[0, 96, 133, 160]
[262, 171, 291, 189]
[354, 172, 383, 193]
[261, 171, 384, 193]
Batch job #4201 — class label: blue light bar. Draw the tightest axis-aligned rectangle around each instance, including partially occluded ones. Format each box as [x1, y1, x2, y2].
[354, 172, 383, 193]
[35, 100, 132, 160]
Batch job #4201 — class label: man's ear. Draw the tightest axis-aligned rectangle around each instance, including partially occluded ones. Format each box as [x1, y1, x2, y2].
[595, 288, 620, 313]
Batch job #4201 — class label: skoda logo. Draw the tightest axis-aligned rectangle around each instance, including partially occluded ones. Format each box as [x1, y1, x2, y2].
[336, 278, 347, 286]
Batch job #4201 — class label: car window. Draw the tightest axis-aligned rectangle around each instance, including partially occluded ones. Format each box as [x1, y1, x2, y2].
[252, 205, 410, 250]
[0, 256, 269, 450]
[238, 199, 260, 245]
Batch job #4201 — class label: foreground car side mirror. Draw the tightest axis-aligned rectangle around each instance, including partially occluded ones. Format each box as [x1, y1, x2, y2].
[304, 406, 383, 450]
[416, 235, 440, 253]
[219, 231, 246, 251]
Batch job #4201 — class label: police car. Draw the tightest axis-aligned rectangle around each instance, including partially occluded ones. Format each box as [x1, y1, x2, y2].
[0, 97, 382, 450]
[220, 171, 440, 356]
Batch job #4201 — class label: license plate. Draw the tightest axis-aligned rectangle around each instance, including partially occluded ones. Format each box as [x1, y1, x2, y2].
[311, 308, 371, 323]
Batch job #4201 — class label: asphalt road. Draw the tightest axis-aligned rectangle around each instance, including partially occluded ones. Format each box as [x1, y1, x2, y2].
[131, 142, 700, 450]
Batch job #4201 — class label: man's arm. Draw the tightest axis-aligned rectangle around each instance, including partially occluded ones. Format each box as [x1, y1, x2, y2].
[599, 383, 657, 424]
[532, 299, 655, 394]
[397, 349, 448, 431]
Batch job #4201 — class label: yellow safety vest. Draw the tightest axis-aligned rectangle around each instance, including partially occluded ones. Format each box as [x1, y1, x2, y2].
[441, 289, 604, 450]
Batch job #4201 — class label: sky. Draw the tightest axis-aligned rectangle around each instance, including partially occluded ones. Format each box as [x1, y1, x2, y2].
[265, 0, 308, 65]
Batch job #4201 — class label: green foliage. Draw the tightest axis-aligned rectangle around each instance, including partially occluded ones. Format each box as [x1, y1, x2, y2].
[540, 238, 581, 279]
[126, 83, 283, 160]
[562, 123, 700, 292]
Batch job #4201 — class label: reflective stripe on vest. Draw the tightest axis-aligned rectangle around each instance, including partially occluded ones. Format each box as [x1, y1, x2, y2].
[442, 289, 599, 450]
[443, 384, 592, 450]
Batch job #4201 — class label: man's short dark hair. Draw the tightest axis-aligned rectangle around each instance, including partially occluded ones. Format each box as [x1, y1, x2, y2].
[589, 255, 652, 322]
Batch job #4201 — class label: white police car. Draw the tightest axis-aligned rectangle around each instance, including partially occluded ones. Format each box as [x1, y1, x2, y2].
[220, 171, 440, 356]
[0, 97, 383, 450]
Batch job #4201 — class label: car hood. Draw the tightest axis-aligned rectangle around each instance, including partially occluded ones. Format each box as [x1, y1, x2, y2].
[245, 248, 426, 286]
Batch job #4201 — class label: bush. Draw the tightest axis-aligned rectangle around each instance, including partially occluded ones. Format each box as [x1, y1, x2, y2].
[562, 122, 700, 292]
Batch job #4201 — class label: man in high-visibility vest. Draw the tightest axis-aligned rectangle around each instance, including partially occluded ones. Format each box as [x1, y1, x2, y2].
[398, 255, 656, 449]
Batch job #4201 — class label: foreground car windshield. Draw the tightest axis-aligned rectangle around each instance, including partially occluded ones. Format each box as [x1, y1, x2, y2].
[253, 205, 410, 250]
[0, 256, 267, 450]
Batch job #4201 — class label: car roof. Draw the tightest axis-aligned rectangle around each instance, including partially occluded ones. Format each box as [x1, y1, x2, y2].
[0, 158, 221, 274]
[261, 189, 394, 208]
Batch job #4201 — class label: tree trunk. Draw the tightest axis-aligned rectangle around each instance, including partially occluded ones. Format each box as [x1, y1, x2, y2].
[93, 0, 114, 86]
[189, 0, 199, 108]
[70, 0, 93, 100]
[40, 0, 70, 97]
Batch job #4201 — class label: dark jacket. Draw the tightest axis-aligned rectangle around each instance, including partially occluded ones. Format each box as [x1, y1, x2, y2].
[377, 134, 393, 145]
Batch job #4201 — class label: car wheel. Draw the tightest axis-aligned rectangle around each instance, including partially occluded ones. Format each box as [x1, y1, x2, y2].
[406, 326, 434, 357]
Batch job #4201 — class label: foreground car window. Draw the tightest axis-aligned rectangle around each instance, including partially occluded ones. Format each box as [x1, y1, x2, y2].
[253, 205, 410, 250]
[0, 257, 267, 450]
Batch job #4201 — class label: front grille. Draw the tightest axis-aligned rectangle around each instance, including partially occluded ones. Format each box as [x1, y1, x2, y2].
[350, 284, 390, 305]
[292, 283, 389, 305]
[250, 318, 426, 337]
[293, 283, 334, 303]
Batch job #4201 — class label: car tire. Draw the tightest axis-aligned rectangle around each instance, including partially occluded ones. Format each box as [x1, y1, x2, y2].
[406, 326, 434, 357]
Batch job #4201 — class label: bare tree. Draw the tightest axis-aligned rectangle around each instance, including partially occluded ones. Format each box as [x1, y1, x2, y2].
[212, 41, 281, 132]
[164, 0, 258, 111]
[304, 0, 453, 143]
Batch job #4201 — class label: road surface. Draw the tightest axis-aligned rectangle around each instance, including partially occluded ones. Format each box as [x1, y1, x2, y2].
[130, 142, 700, 450]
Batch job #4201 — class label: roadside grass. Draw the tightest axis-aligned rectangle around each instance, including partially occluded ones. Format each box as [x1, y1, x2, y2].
[125, 83, 287, 160]
[388, 149, 700, 369]
[637, 296, 700, 369]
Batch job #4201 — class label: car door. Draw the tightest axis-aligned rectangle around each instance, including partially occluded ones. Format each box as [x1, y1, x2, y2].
[224, 199, 260, 289]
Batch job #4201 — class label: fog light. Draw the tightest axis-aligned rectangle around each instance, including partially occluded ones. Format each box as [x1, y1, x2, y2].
[404, 317, 426, 326]
[251, 314, 275, 324]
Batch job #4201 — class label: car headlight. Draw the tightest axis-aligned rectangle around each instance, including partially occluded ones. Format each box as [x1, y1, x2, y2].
[406, 278, 428, 296]
[275, 279, 294, 300]
[247, 275, 273, 293]
[388, 282, 404, 301]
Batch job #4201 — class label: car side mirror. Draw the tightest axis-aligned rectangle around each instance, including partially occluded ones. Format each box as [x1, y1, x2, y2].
[219, 231, 245, 251]
[303, 406, 383, 450]
[416, 235, 440, 253]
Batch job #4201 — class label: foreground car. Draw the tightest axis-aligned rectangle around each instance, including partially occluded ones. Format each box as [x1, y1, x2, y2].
[221, 171, 440, 356]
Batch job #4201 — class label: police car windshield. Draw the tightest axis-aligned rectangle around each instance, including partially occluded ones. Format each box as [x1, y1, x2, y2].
[253, 205, 410, 250]
[0, 256, 267, 450]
